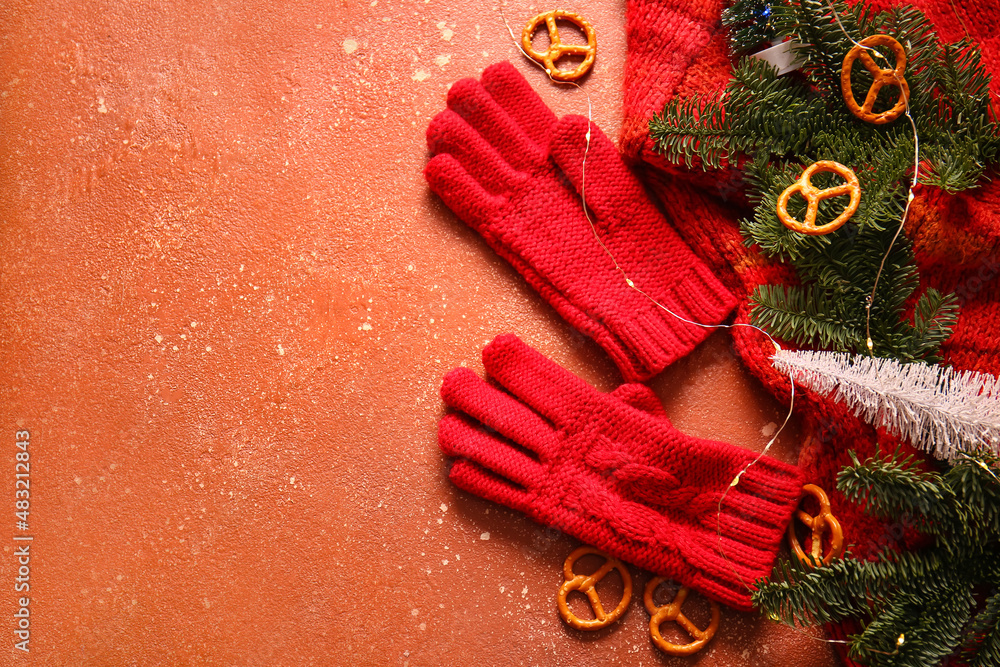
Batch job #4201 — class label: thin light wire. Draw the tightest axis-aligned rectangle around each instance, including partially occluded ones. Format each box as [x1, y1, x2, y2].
[499, 2, 799, 595]
[948, 0, 972, 42]
[960, 450, 1000, 484]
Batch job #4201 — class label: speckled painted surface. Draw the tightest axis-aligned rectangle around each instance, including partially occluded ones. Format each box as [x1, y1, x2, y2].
[1, 1, 839, 665]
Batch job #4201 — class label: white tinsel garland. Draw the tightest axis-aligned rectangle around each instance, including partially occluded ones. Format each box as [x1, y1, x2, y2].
[772, 349, 1000, 461]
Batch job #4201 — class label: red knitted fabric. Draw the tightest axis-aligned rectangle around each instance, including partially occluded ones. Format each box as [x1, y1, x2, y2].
[621, 0, 1000, 662]
[425, 61, 737, 382]
[439, 334, 805, 610]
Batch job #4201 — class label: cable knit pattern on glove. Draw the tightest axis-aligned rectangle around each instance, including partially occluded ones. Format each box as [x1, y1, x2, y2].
[425, 61, 736, 382]
[438, 334, 805, 610]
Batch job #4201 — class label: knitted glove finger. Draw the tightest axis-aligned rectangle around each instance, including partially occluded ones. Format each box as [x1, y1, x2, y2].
[478, 335, 799, 528]
[439, 413, 544, 489]
[479, 61, 558, 148]
[441, 365, 559, 456]
[481, 334, 596, 430]
[444, 75, 547, 173]
[429, 79, 670, 383]
[448, 458, 535, 514]
[424, 153, 502, 235]
[426, 109, 526, 195]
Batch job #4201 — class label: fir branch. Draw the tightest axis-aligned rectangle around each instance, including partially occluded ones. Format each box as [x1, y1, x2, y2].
[753, 557, 883, 626]
[945, 452, 1000, 553]
[866, 584, 973, 667]
[648, 95, 729, 170]
[836, 450, 954, 531]
[755, 450, 1000, 667]
[772, 349, 1000, 459]
[908, 289, 960, 363]
[773, 0, 869, 96]
[649, 57, 828, 169]
[963, 591, 1000, 667]
[751, 284, 862, 350]
[922, 139, 988, 192]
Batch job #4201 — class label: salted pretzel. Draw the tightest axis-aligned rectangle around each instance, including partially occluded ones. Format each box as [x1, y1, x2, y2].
[787, 484, 846, 567]
[556, 546, 632, 630]
[644, 577, 721, 656]
[841, 34, 911, 124]
[776, 160, 861, 235]
[521, 10, 597, 81]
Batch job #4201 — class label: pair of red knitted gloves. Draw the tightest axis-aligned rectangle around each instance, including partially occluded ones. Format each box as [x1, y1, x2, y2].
[426, 61, 807, 610]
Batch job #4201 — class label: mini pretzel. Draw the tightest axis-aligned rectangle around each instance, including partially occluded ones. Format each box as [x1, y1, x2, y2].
[521, 10, 597, 82]
[777, 161, 861, 235]
[841, 35, 911, 124]
[787, 484, 846, 567]
[556, 546, 632, 630]
[644, 578, 720, 656]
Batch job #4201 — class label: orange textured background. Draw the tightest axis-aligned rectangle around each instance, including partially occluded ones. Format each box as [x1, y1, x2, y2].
[1, 1, 838, 665]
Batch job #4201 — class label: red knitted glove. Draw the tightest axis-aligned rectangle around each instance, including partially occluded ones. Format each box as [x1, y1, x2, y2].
[439, 334, 805, 610]
[425, 61, 736, 382]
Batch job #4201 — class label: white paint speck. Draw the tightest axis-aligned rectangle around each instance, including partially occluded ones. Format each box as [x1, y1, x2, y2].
[407, 263, 415, 271]
[97, 96, 108, 113]
[436, 21, 454, 41]
[440, 503, 448, 512]
[277, 344, 285, 356]
[412, 69, 431, 82]
[411, 608, 419, 616]
[434, 54, 451, 68]
[761, 422, 777, 437]
[360, 322, 373, 331]
[480, 532, 490, 540]
[343, 38, 359, 54]
[155, 334, 163, 343]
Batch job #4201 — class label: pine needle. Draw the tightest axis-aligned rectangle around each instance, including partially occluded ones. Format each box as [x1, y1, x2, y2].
[772, 349, 1000, 460]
